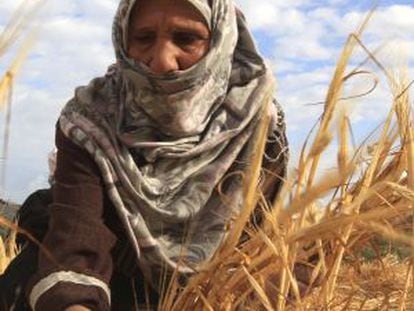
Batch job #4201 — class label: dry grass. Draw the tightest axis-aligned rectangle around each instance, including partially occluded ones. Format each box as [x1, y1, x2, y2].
[159, 9, 414, 311]
[0, 232, 18, 275]
[1, 4, 413, 311]
[295, 256, 413, 310]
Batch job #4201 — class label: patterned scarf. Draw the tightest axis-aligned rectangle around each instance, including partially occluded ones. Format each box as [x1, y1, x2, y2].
[59, 0, 286, 288]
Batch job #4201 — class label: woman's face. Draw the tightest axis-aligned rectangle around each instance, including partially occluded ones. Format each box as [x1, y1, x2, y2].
[128, 0, 210, 74]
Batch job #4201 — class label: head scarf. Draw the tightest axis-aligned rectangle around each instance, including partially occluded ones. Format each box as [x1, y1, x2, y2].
[59, 0, 287, 289]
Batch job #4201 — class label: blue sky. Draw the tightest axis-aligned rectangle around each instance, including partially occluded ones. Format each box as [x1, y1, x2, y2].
[0, 0, 413, 202]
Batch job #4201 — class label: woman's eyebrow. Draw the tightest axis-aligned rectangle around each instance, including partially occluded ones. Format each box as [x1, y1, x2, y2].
[172, 26, 210, 38]
[169, 21, 210, 36]
[131, 24, 207, 33]
[131, 26, 156, 33]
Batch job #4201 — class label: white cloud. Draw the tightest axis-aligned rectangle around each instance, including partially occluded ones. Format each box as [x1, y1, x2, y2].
[0, 0, 116, 201]
[246, 2, 414, 144]
[1, 0, 413, 202]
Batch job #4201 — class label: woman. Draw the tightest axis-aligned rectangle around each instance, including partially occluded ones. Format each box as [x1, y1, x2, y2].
[1, 0, 288, 310]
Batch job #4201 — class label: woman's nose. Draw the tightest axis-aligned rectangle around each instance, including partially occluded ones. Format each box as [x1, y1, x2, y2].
[148, 40, 180, 74]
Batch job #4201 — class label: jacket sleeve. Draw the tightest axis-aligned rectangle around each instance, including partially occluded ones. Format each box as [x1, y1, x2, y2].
[26, 123, 117, 311]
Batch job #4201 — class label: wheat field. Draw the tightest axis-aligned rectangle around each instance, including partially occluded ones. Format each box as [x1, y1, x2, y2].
[1, 3, 413, 311]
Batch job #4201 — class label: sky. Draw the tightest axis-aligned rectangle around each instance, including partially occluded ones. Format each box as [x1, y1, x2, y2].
[0, 0, 413, 203]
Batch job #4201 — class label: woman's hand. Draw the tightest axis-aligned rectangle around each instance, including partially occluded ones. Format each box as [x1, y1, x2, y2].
[65, 305, 91, 311]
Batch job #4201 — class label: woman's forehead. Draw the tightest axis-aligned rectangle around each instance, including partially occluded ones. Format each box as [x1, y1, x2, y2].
[128, 0, 211, 29]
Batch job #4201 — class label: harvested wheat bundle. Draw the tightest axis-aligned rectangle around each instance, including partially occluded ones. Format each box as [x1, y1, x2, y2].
[0, 201, 19, 274]
[0, 231, 17, 275]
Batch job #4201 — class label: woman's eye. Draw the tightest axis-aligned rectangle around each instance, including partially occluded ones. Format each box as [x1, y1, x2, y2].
[173, 32, 203, 47]
[134, 33, 155, 44]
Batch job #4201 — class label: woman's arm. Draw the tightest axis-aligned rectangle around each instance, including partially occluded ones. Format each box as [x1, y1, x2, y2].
[26, 124, 116, 311]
